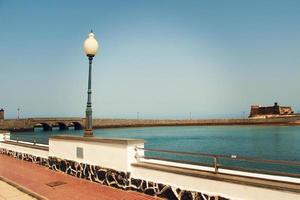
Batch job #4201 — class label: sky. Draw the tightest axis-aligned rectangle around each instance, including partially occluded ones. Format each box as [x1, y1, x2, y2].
[0, 0, 300, 119]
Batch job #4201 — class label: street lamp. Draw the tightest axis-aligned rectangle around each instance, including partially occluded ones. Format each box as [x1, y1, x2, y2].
[83, 30, 99, 137]
[17, 108, 20, 119]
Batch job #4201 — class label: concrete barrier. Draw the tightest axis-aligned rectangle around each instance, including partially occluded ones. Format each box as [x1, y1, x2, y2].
[46, 136, 300, 200]
[131, 160, 300, 200]
[0, 141, 48, 158]
[1, 135, 300, 200]
[48, 135, 144, 172]
[0, 130, 10, 142]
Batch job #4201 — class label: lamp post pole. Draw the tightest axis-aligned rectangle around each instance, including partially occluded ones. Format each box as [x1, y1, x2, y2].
[83, 31, 99, 137]
[17, 108, 20, 120]
[85, 56, 94, 136]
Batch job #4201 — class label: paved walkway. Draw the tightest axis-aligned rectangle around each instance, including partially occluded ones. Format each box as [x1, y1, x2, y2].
[0, 155, 158, 200]
[0, 180, 36, 200]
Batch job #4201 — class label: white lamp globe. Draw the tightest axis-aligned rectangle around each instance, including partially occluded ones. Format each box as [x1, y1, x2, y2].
[83, 31, 99, 57]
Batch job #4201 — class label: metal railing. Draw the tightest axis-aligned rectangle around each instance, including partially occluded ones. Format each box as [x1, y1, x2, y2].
[5, 136, 48, 147]
[135, 147, 300, 179]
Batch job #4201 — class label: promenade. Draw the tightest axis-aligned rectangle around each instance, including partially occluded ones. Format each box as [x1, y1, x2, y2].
[0, 155, 157, 200]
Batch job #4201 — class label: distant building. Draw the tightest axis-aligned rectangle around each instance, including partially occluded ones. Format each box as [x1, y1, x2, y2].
[0, 109, 4, 120]
[249, 102, 294, 118]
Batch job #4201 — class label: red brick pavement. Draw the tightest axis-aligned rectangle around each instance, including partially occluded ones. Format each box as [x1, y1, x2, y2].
[0, 155, 159, 200]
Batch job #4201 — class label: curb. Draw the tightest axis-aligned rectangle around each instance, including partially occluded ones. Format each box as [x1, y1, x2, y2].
[0, 176, 48, 200]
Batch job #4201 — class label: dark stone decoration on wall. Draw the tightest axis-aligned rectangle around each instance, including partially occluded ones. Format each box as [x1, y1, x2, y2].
[48, 156, 130, 190]
[0, 148, 49, 166]
[48, 156, 229, 200]
[0, 149, 229, 200]
[129, 177, 229, 200]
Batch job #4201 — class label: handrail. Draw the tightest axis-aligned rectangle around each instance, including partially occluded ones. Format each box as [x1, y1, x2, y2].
[137, 155, 300, 179]
[5, 139, 49, 147]
[135, 147, 300, 177]
[136, 147, 300, 166]
[136, 155, 214, 168]
[219, 165, 300, 179]
[137, 147, 227, 158]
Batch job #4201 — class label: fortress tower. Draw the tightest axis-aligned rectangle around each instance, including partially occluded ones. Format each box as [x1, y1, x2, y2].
[249, 102, 294, 118]
[0, 109, 4, 120]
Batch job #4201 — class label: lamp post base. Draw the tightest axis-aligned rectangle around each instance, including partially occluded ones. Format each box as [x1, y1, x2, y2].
[84, 129, 93, 137]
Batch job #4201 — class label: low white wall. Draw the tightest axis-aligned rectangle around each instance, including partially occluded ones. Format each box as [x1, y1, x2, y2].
[143, 159, 300, 184]
[0, 131, 10, 142]
[49, 136, 144, 172]
[131, 165, 300, 200]
[0, 142, 48, 158]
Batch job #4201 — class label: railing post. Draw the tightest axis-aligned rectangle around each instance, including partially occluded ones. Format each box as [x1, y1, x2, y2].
[33, 138, 36, 145]
[213, 156, 219, 173]
[134, 146, 139, 161]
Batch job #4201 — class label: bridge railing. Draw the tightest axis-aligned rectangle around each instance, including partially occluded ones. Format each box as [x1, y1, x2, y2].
[28, 117, 84, 121]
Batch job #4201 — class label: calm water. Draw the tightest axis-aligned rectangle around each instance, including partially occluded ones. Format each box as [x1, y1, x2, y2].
[10, 126, 300, 173]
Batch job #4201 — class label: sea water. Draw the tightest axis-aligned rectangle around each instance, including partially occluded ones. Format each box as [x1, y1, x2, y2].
[10, 125, 300, 174]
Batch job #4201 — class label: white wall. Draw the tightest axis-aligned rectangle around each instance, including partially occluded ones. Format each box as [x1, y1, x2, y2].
[0, 142, 48, 158]
[0, 131, 10, 142]
[49, 136, 144, 172]
[131, 165, 300, 200]
[0, 132, 48, 158]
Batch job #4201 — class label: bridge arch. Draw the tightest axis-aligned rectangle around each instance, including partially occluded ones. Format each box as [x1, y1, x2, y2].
[52, 122, 69, 131]
[73, 122, 82, 130]
[34, 123, 52, 131]
[68, 122, 83, 130]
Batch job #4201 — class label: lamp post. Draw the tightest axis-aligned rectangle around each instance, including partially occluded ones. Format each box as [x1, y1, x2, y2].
[83, 30, 99, 137]
[17, 108, 20, 119]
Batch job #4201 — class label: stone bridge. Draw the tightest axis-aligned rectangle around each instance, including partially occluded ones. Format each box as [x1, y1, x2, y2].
[0, 118, 85, 132]
[29, 118, 84, 131]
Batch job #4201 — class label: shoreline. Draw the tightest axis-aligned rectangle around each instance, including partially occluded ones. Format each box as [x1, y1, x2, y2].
[91, 117, 300, 129]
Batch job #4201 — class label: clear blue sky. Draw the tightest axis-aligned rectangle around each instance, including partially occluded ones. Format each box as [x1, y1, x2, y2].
[1, 0, 300, 119]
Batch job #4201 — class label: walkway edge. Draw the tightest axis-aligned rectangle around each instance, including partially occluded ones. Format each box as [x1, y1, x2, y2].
[0, 176, 48, 200]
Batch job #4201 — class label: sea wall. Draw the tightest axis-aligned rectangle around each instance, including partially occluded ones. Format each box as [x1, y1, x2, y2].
[0, 116, 300, 132]
[92, 117, 300, 128]
[0, 119, 33, 131]
[1, 116, 300, 132]
[1, 134, 300, 200]
[0, 135, 230, 200]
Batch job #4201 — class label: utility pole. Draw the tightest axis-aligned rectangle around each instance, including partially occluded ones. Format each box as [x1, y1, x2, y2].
[17, 108, 20, 119]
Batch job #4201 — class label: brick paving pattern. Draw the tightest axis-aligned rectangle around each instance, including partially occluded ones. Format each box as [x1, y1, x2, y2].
[0, 155, 158, 200]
